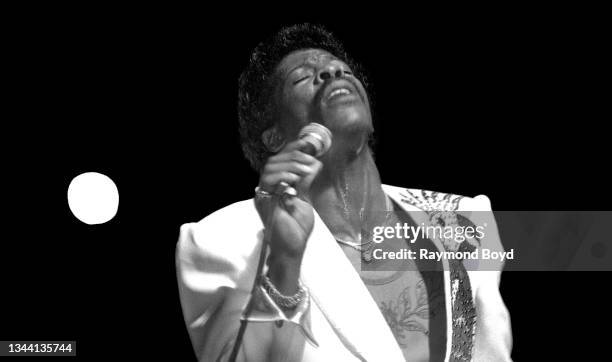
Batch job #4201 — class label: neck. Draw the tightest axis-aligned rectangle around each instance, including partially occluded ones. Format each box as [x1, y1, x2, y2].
[309, 144, 387, 241]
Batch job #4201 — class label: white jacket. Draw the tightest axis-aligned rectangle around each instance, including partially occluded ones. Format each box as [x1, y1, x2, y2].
[176, 185, 513, 361]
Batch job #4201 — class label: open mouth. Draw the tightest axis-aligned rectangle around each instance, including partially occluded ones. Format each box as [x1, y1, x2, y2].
[321, 79, 361, 106]
[327, 87, 352, 100]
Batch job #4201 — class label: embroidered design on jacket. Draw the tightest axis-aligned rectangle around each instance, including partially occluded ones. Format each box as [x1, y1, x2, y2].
[399, 188, 478, 361]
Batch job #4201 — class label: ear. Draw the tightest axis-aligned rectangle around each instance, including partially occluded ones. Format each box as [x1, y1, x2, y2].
[261, 126, 286, 153]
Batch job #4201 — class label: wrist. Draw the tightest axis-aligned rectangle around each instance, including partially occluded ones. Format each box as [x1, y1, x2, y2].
[261, 274, 307, 311]
[267, 252, 303, 295]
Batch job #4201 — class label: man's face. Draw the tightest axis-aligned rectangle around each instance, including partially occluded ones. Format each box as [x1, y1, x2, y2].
[273, 48, 372, 139]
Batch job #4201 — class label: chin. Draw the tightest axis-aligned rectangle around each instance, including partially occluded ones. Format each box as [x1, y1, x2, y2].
[322, 105, 372, 134]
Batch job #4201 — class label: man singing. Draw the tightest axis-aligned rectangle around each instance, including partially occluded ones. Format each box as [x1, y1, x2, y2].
[176, 23, 512, 361]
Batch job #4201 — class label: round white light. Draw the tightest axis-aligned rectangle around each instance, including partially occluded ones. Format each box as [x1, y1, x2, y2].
[67, 172, 119, 225]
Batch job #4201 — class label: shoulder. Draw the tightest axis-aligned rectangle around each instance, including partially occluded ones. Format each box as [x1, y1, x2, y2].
[177, 199, 263, 266]
[181, 199, 261, 237]
[382, 184, 493, 212]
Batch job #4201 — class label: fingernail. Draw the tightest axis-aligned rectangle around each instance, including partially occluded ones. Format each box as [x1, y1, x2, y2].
[283, 187, 298, 197]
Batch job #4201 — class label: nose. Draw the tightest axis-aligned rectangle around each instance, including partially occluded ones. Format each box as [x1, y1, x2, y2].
[315, 60, 346, 84]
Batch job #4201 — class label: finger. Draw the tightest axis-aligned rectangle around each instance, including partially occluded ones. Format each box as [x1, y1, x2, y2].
[280, 191, 299, 212]
[260, 172, 301, 193]
[267, 149, 317, 165]
[295, 159, 323, 198]
[280, 138, 309, 153]
[279, 182, 298, 197]
[263, 162, 314, 176]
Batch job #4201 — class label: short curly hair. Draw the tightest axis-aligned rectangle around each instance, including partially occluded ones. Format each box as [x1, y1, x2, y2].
[237, 23, 372, 171]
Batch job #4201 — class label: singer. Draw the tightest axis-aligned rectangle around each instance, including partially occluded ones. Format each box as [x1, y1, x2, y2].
[176, 24, 512, 361]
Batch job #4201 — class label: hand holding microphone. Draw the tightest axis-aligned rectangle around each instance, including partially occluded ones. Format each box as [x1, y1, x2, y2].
[257, 122, 332, 200]
[254, 123, 331, 291]
[274, 123, 332, 197]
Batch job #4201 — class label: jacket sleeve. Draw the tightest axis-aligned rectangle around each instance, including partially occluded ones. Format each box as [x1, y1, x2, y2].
[176, 217, 317, 362]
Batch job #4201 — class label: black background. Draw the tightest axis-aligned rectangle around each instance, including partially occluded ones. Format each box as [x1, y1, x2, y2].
[3, 6, 609, 361]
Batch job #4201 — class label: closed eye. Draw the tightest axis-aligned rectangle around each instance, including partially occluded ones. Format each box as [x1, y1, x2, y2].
[293, 76, 310, 85]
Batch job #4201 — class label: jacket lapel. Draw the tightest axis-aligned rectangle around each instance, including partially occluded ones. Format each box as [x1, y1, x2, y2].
[383, 185, 454, 362]
[300, 208, 406, 361]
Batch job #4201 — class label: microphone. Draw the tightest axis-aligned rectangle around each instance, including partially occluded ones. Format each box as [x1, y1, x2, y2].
[298, 122, 333, 157]
[281, 123, 332, 196]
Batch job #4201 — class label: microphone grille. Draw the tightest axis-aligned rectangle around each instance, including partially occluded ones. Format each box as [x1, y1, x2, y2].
[298, 123, 332, 157]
